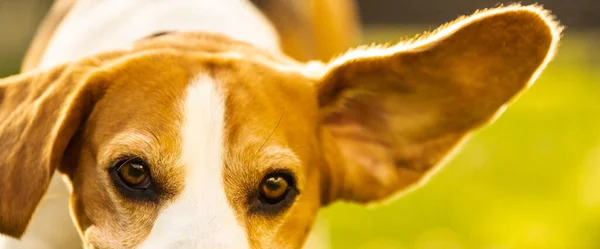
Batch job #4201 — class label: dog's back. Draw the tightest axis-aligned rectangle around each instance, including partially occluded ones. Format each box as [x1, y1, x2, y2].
[22, 0, 362, 71]
[249, 0, 362, 61]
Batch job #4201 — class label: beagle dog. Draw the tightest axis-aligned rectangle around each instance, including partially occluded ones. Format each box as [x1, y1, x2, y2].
[0, 1, 561, 248]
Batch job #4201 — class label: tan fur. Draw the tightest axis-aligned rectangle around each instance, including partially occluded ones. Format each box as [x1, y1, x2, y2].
[251, 0, 362, 61]
[0, 5, 561, 249]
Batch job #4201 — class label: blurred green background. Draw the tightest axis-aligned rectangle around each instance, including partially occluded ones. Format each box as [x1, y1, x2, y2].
[1, 1, 599, 249]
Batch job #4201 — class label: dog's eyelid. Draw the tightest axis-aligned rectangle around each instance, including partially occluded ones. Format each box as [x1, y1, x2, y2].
[257, 145, 305, 184]
[109, 154, 151, 170]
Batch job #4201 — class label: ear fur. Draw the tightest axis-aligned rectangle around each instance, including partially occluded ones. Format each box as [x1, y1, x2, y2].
[0, 58, 107, 238]
[316, 4, 562, 204]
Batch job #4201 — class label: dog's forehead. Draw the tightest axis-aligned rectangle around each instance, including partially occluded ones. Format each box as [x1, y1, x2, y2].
[91, 32, 310, 132]
[84, 32, 321, 199]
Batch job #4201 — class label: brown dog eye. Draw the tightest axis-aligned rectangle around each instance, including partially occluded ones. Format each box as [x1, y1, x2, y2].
[250, 170, 298, 215]
[261, 176, 289, 202]
[109, 157, 158, 202]
[257, 171, 297, 209]
[117, 160, 150, 188]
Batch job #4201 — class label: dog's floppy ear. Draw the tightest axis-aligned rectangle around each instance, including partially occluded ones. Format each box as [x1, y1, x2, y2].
[0, 58, 109, 237]
[316, 5, 562, 204]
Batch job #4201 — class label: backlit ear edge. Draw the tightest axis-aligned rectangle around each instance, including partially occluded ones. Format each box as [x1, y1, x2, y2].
[328, 4, 562, 74]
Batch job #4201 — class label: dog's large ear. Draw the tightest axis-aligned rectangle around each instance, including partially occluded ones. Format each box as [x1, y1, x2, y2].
[0, 58, 108, 237]
[316, 5, 562, 204]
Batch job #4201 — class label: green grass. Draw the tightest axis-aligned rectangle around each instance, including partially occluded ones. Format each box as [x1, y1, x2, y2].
[324, 29, 600, 249]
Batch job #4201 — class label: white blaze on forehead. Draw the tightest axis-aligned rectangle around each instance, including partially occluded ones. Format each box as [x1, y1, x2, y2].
[137, 76, 249, 249]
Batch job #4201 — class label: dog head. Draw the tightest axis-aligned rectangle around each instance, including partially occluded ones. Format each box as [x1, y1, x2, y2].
[0, 5, 561, 249]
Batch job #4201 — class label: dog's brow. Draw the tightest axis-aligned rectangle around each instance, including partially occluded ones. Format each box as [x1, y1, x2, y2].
[261, 145, 302, 167]
[100, 132, 158, 165]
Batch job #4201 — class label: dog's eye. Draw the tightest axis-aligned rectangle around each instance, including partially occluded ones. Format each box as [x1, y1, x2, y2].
[260, 175, 289, 204]
[254, 170, 298, 213]
[109, 157, 158, 202]
[116, 159, 150, 189]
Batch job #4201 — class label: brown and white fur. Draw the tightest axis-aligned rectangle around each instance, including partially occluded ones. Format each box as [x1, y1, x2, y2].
[4, 0, 360, 248]
[0, 1, 561, 249]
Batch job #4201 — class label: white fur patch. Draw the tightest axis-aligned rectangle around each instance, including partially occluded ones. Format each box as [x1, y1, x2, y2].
[137, 76, 249, 249]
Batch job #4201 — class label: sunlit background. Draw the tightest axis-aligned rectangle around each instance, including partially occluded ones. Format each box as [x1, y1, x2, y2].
[1, 0, 598, 248]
